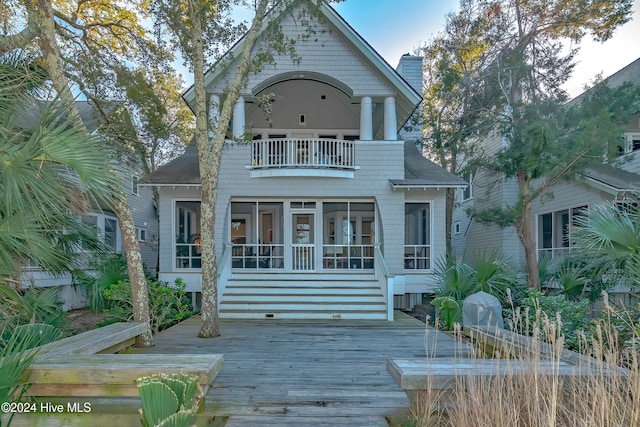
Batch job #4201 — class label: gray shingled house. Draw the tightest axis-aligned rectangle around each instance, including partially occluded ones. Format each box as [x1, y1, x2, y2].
[141, 0, 466, 320]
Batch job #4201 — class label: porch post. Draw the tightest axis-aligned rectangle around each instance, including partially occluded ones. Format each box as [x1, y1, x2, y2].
[384, 96, 397, 141]
[208, 94, 220, 138]
[360, 96, 373, 141]
[232, 97, 245, 139]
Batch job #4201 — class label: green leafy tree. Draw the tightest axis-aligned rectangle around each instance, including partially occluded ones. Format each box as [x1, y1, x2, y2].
[422, 1, 491, 252]
[464, 0, 638, 289]
[152, 0, 272, 337]
[0, 0, 192, 346]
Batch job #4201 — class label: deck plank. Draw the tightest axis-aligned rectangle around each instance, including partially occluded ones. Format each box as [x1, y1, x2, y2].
[133, 312, 470, 425]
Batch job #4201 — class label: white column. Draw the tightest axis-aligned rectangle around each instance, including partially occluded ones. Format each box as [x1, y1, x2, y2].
[232, 97, 245, 139]
[359, 96, 373, 141]
[384, 96, 397, 141]
[208, 94, 220, 139]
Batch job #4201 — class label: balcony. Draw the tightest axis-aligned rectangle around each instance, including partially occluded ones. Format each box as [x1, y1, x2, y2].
[247, 138, 358, 178]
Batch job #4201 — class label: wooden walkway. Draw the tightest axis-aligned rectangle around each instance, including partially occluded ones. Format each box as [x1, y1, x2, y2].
[134, 312, 469, 427]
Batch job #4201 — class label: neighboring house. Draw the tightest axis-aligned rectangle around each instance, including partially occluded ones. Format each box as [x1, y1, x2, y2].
[140, 0, 466, 320]
[20, 102, 159, 310]
[453, 58, 640, 272]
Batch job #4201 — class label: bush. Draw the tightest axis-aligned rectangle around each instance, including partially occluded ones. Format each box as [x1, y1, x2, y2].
[504, 289, 590, 350]
[432, 252, 519, 330]
[0, 285, 67, 332]
[74, 253, 129, 312]
[102, 278, 192, 334]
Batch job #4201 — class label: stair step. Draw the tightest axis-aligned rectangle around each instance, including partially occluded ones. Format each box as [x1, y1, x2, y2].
[221, 295, 383, 304]
[220, 279, 387, 320]
[218, 311, 388, 320]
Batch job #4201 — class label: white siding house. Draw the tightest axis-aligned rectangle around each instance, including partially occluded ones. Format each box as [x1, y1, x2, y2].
[141, 0, 466, 320]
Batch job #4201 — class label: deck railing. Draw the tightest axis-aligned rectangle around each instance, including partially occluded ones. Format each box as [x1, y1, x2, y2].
[231, 243, 285, 269]
[250, 138, 355, 169]
[322, 244, 374, 270]
[404, 245, 431, 270]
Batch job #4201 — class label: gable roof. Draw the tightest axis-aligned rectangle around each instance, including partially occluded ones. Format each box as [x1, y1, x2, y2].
[182, 0, 421, 128]
[15, 101, 106, 134]
[390, 142, 468, 190]
[139, 142, 200, 186]
[569, 57, 640, 106]
[584, 164, 640, 195]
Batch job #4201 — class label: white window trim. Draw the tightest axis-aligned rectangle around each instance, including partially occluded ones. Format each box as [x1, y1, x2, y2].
[172, 199, 202, 271]
[462, 171, 474, 201]
[622, 132, 640, 155]
[404, 201, 434, 271]
[132, 174, 139, 196]
[536, 204, 588, 259]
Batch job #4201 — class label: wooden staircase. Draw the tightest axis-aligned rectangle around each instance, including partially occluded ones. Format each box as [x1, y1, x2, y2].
[219, 278, 387, 320]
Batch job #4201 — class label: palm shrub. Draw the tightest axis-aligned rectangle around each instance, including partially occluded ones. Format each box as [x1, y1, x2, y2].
[432, 252, 518, 329]
[0, 285, 67, 331]
[0, 55, 115, 286]
[1, 323, 61, 426]
[75, 254, 129, 312]
[137, 374, 200, 427]
[572, 201, 640, 292]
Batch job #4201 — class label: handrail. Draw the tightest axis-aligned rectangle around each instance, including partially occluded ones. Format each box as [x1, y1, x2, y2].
[250, 138, 355, 169]
[217, 243, 233, 279]
[217, 243, 233, 300]
[375, 244, 394, 321]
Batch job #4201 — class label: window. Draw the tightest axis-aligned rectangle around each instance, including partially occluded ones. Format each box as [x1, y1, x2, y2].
[454, 222, 461, 235]
[537, 205, 587, 258]
[619, 133, 640, 155]
[82, 213, 121, 252]
[131, 175, 139, 195]
[405, 203, 431, 269]
[175, 201, 201, 269]
[322, 202, 375, 270]
[230, 201, 284, 270]
[137, 227, 147, 242]
[462, 171, 473, 201]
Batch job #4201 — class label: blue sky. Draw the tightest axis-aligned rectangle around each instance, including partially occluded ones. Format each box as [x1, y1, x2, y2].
[331, 0, 640, 98]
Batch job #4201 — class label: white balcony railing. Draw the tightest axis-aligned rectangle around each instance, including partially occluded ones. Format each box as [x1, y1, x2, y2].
[250, 138, 355, 170]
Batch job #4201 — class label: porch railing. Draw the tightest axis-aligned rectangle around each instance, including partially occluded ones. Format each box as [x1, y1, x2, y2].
[231, 243, 284, 269]
[404, 245, 431, 270]
[322, 244, 374, 270]
[250, 138, 355, 169]
[292, 244, 315, 270]
[176, 243, 202, 269]
[538, 247, 572, 259]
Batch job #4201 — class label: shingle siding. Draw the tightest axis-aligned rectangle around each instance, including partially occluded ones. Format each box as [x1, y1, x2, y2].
[209, 3, 396, 98]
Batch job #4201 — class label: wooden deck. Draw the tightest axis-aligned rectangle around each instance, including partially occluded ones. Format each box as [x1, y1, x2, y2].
[133, 311, 470, 426]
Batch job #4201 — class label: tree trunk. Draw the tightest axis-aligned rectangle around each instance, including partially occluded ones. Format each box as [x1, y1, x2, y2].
[193, 0, 270, 338]
[30, 0, 153, 344]
[445, 188, 454, 254]
[516, 169, 540, 290]
[113, 192, 153, 347]
[33, 0, 78, 121]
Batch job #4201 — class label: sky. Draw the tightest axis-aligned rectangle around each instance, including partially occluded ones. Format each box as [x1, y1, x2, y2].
[332, 0, 640, 98]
